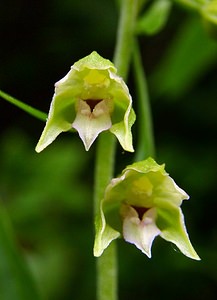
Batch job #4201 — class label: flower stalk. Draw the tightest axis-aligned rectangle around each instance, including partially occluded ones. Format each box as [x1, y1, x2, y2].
[133, 40, 155, 160]
[94, 1, 139, 300]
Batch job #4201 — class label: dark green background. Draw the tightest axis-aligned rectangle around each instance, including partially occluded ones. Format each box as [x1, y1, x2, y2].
[0, 1, 217, 299]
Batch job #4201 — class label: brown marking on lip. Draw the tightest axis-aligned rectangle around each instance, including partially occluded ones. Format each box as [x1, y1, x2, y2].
[132, 206, 149, 220]
[85, 99, 102, 112]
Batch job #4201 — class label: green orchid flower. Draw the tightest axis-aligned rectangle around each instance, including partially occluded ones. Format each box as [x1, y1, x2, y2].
[35, 51, 135, 152]
[94, 157, 200, 260]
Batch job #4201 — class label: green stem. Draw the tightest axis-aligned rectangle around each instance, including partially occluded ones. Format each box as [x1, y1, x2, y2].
[94, 1, 139, 300]
[113, 0, 139, 78]
[0, 89, 47, 122]
[133, 40, 155, 160]
[96, 242, 117, 300]
[94, 132, 116, 217]
[94, 134, 117, 300]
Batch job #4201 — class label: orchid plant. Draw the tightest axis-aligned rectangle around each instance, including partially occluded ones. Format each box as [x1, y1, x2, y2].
[2, 0, 216, 299]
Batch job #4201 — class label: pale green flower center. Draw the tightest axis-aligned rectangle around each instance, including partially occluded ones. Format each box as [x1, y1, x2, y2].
[84, 70, 110, 87]
[124, 175, 154, 208]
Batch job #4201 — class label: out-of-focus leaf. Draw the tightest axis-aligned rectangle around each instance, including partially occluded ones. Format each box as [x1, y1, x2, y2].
[173, 0, 206, 11]
[0, 130, 90, 222]
[0, 130, 93, 299]
[0, 204, 41, 300]
[201, 0, 217, 25]
[136, 0, 172, 35]
[150, 17, 217, 99]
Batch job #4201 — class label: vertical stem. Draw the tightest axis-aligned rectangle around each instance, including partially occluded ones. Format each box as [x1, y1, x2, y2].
[94, 132, 117, 300]
[133, 40, 155, 160]
[113, 0, 139, 78]
[94, 129, 117, 300]
[96, 242, 118, 300]
[94, 132, 116, 217]
[94, 1, 139, 300]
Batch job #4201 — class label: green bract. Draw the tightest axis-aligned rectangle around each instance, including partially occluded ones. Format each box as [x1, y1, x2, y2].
[94, 158, 200, 260]
[35, 51, 135, 152]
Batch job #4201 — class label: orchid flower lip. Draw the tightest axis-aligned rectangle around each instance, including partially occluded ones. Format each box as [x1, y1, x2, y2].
[72, 99, 112, 151]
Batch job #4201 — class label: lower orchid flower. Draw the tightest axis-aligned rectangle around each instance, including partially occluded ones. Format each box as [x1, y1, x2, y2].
[94, 157, 200, 260]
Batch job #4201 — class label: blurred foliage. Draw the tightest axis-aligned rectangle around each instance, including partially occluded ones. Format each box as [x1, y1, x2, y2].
[0, 0, 217, 300]
[136, 0, 172, 36]
[0, 203, 40, 300]
[0, 131, 94, 300]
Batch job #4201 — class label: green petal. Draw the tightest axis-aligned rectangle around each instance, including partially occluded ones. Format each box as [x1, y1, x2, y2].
[157, 205, 200, 260]
[153, 176, 189, 208]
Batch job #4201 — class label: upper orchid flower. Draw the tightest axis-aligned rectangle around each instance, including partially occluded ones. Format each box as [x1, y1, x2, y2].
[94, 157, 200, 260]
[35, 51, 135, 152]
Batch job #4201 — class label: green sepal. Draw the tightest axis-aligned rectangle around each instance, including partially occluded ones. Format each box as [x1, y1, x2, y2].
[94, 203, 120, 257]
[73, 51, 116, 72]
[110, 105, 135, 153]
[157, 204, 200, 260]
